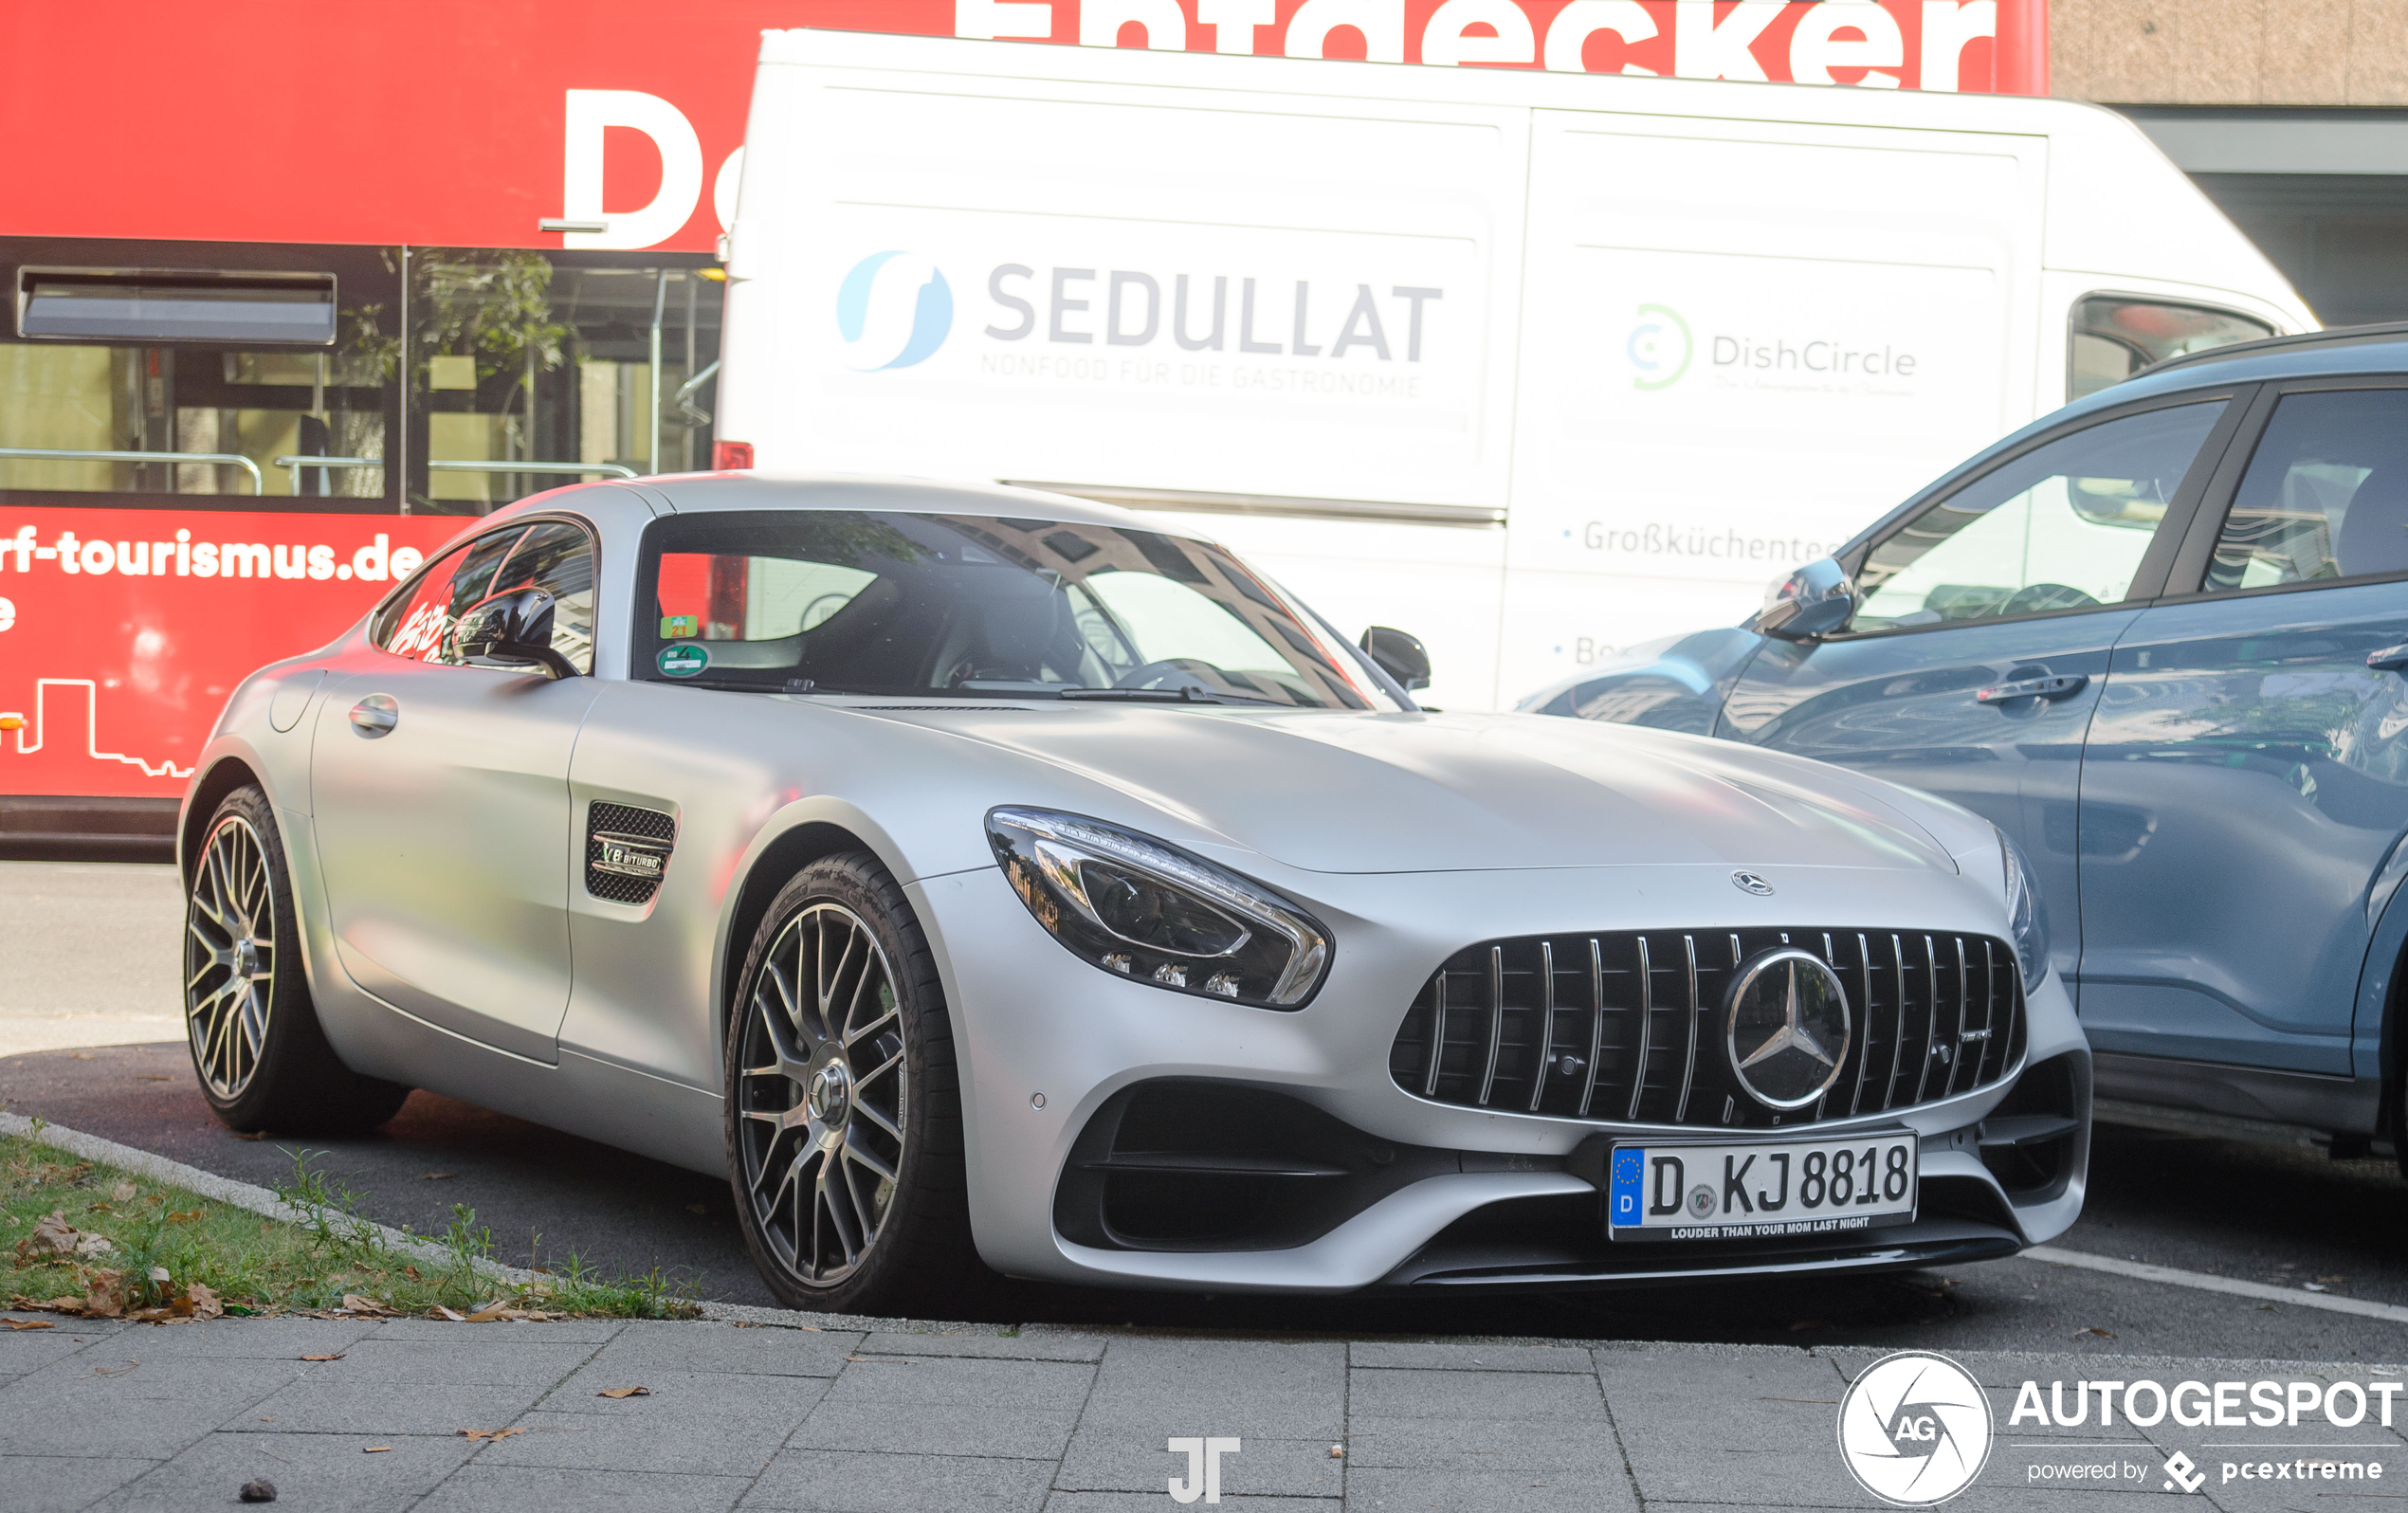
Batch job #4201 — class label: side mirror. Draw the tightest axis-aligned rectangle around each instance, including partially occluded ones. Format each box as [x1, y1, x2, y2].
[457, 586, 575, 678]
[1359, 626, 1432, 691]
[1758, 557, 1859, 642]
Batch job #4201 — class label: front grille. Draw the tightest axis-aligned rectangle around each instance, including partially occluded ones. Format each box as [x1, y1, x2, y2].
[1388, 928, 2024, 1130]
[585, 801, 676, 905]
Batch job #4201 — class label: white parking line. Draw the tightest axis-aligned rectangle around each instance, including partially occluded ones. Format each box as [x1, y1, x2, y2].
[2023, 1244, 2408, 1325]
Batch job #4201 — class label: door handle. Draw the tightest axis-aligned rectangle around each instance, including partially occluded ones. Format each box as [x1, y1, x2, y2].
[2368, 645, 2408, 673]
[348, 694, 398, 738]
[1975, 674, 2088, 704]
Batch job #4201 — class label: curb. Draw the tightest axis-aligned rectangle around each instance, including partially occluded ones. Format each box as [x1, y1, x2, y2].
[0, 1109, 979, 1334]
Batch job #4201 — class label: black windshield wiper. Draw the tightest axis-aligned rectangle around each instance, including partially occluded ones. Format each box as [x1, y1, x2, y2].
[1057, 686, 1281, 706]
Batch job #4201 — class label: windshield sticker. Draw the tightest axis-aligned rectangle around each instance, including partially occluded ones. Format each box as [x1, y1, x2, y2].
[661, 613, 698, 639]
[657, 643, 710, 679]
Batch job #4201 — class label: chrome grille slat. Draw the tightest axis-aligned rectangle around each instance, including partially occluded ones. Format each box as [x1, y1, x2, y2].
[1673, 935, 1702, 1123]
[1391, 926, 2022, 1130]
[1577, 939, 1606, 1118]
[1476, 946, 1505, 1107]
[1528, 941, 1557, 1114]
[1625, 937, 1653, 1122]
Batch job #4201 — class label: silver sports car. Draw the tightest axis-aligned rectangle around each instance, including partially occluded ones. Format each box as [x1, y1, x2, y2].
[178, 474, 2089, 1312]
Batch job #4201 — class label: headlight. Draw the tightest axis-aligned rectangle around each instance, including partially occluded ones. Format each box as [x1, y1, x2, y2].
[1998, 826, 2050, 991]
[986, 808, 1330, 1010]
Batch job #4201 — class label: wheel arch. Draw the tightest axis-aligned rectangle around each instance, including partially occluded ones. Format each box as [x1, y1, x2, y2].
[179, 756, 265, 886]
[716, 817, 897, 1059]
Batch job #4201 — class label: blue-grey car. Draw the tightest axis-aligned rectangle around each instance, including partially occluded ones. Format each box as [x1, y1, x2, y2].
[1523, 323, 2408, 1155]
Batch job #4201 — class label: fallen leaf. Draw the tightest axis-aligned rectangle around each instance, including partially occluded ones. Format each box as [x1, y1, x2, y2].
[2080, 1326, 2115, 1339]
[595, 1387, 650, 1399]
[165, 1211, 204, 1225]
[301, 1353, 346, 1362]
[428, 1305, 466, 1322]
[456, 1428, 524, 1443]
[185, 1284, 223, 1321]
[2304, 1283, 2331, 1293]
[147, 1267, 171, 1285]
[74, 1233, 116, 1259]
[404, 1266, 424, 1282]
[4, 1319, 55, 1331]
[339, 1294, 399, 1318]
[420, 1173, 454, 1181]
[363, 1445, 392, 1453]
[13, 1210, 80, 1263]
[82, 1270, 125, 1319]
[108, 1181, 137, 1202]
[90, 1359, 137, 1376]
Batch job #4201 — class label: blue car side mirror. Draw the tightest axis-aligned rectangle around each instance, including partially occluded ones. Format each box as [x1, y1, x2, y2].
[1758, 557, 1860, 642]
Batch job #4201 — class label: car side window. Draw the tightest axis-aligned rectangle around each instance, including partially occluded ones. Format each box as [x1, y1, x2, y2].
[2202, 389, 2408, 593]
[374, 528, 525, 665]
[492, 520, 598, 675]
[1853, 401, 2228, 631]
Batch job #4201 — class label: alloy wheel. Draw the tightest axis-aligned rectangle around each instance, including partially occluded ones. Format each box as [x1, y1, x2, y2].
[735, 902, 910, 1287]
[185, 814, 277, 1100]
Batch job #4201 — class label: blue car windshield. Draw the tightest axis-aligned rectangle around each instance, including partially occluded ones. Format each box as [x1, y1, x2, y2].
[632, 509, 1394, 710]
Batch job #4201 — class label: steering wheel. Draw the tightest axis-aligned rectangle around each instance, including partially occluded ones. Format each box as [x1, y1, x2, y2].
[1112, 658, 1229, 694]
[1997, 583, 2100, 616]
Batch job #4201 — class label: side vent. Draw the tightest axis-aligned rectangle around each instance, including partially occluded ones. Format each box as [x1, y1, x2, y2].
[586, 802, 676, 904]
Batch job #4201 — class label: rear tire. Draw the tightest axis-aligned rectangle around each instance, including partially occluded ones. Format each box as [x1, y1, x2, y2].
[184, 784, 410, 1136]
[724, 853, 988, 1315]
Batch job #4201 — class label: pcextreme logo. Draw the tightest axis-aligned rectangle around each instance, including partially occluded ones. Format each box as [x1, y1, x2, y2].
[1626, 302, 1692, 391]
[1838, 1351, 1993, 1505]
[835, 250, 955, 371]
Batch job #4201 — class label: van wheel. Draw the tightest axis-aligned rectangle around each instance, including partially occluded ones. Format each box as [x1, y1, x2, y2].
[725, 854, 987, 1314]
[185, 785, 411, 1135]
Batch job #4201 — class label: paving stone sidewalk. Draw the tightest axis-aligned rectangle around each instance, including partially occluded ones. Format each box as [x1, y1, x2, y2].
[3, 1308, 2399, 1512]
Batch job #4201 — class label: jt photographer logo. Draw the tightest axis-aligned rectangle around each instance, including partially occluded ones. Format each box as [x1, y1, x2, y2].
[1838, 1351, 1993, 1505]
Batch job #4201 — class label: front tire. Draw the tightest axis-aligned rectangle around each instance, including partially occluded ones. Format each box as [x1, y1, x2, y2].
[184, 785, 410, 1135]
[725, 854, 984, 1314]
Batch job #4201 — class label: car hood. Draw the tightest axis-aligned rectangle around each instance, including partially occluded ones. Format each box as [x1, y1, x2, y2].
[861, 703, 1960, 876]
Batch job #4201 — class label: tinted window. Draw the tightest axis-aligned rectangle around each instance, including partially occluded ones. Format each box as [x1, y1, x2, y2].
[2204, 390, 2408, 592]
[493, 520, 598, 675]
[1856, 402, 2226, 630]
[637, 511, 1392, 710]
[372, 528, 525, 665]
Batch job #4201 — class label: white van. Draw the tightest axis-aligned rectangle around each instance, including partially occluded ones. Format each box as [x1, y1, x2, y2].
[717, 28, 2313, 709]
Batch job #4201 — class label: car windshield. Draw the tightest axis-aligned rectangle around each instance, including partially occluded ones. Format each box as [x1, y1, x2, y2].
[633, 510, 1396, 709]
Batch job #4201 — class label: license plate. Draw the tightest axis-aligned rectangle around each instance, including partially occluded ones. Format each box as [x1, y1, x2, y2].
[1605, 1132, 1918, 1240]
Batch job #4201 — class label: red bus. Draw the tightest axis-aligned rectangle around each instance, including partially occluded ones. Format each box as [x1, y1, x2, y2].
[0, 0, 2045, 849]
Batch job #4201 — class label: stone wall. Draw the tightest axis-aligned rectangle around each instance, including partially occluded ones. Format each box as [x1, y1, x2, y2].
[2052, 0, 2408, 105]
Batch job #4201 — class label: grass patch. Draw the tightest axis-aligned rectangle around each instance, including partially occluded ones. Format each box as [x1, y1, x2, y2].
[3, 1133, 700, 1321]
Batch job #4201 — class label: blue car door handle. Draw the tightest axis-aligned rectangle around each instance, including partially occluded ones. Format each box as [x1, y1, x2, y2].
[2368, 645, 2408, 673]
[1975, 674, 2089, 704]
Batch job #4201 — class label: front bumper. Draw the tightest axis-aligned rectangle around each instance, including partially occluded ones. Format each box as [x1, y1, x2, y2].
[909, 859, 2089, 1293]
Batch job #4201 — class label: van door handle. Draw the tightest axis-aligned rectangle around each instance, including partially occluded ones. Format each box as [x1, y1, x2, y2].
[1975, 674, 2088, 704]
[348, 694, 398, 738]
[2368, 646, 2408, 673]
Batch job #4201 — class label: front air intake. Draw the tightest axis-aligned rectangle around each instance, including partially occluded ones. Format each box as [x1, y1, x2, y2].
[1388, 928, 2024, 1131]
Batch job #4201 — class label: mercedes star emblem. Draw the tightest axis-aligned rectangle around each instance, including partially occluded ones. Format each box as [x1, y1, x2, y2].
[1730, 870, 1774, 896]
[1724, 947, 1852, 1110]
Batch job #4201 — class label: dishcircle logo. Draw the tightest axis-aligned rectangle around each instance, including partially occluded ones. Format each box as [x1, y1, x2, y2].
[1837, 1350, 1993, 1505]
[1626, 302, 1691, 391]
[835, 250, 954, 371]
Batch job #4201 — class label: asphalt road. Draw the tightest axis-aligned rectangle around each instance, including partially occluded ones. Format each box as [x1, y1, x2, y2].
[8, 860, 2408, 1359]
